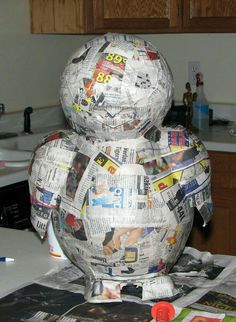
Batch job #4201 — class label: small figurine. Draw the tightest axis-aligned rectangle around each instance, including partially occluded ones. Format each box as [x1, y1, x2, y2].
[183, 82, 193, 128]
[183, 82, 193, 107]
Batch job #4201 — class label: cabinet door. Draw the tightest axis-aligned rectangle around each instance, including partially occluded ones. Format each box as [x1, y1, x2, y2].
[30, 0, 91, 33]
[188, 199, 236, 255]
[188, 151, 236, 255]
[183, 0, 236, 32]
[92, 0, 181, 33]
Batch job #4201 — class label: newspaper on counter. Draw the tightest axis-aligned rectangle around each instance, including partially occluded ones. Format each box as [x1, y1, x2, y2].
[28, 33, 213, 303]
[33, 247, 236, 314]
[1, 248, 236, 321]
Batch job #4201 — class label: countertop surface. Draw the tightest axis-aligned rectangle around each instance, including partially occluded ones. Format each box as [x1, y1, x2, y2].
[1, 228, 236, 321]
[0, 166, 29, 187]
[0, 227, 68, 298]
[198, 124, 236, 153]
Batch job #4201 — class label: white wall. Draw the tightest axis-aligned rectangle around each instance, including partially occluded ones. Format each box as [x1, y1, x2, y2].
[144, 33, 236, 106]
[1, 0, 236, 113]
[0, 0, 93, 112]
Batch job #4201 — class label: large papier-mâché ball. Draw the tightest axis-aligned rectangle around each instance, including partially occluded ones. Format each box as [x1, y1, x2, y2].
[60, 33, 173, 140]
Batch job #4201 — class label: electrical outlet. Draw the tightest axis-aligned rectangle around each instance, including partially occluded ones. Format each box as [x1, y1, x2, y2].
[188, 61, 201, 85]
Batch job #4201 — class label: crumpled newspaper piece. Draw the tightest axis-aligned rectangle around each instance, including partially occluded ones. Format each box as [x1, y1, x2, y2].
[28, 33, 212, 303]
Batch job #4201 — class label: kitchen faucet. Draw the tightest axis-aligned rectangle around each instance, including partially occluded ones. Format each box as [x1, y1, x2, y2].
[24, 106, 33, 134]
[0, 103, 5, 117]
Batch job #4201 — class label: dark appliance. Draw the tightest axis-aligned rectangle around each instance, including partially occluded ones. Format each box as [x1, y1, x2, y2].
[162, 104, 191, 128]
[0, 181, 32, 229]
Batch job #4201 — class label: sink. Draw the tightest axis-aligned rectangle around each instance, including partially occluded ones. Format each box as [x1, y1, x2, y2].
[0, 131, 48, 151]
[0, 130, 57, 168]
[0, 106, 67, 184]
[0, 132, 18, 139]
[0, 148, 32, 161]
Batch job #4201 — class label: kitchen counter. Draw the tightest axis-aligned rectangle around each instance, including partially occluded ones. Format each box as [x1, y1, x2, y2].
[1, 227, 236, 321]
[0, 165, 29, 188]
[198, 124, 236, 153]
[0, 227, 68, 298]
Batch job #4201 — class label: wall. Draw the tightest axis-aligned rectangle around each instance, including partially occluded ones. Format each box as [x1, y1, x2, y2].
[0, 1, 236, 113]
[144, 33, 236, 107]
[0, 0, 93, 112]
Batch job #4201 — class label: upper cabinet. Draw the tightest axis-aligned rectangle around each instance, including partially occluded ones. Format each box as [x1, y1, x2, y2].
[91, 0, 181, 33]
[30, 0, 91, 33]
[30, 0, 236, 34]
[183, 0, 236, 32]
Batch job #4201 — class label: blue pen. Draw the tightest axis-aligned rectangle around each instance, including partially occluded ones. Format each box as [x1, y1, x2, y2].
[0, 257, 15, 262]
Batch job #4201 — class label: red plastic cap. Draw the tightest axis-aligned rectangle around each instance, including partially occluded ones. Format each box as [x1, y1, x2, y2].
[65, 214, 77, 227]
[151, 301, 175, 322]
